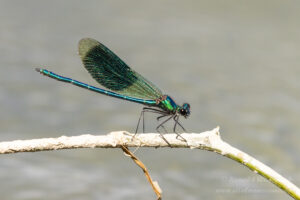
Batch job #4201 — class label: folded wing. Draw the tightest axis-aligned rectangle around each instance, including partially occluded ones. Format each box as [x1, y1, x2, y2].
[78, 38, 162, 100]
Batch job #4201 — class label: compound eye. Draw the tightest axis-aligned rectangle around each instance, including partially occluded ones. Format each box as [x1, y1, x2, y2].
[180, 108, 187, 116]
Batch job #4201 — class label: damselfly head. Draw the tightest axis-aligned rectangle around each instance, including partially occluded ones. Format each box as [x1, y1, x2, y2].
[179, 103, 190, 118]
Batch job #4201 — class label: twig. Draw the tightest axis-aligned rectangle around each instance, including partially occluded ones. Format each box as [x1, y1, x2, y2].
[121, 145, 162, 200]
[0, 127, 299, 199]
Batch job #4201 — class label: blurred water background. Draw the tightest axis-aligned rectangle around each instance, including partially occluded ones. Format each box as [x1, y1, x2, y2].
[0, 1, 299, 199]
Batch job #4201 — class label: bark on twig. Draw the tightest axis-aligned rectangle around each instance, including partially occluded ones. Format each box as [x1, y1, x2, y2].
[0, 127, 299, 199]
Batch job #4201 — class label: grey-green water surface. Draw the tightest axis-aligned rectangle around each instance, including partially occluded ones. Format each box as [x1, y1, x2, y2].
[0, 1, 299, 199]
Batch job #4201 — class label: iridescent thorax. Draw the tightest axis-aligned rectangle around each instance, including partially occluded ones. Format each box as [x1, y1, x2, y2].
[156, 95, 178, 114]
